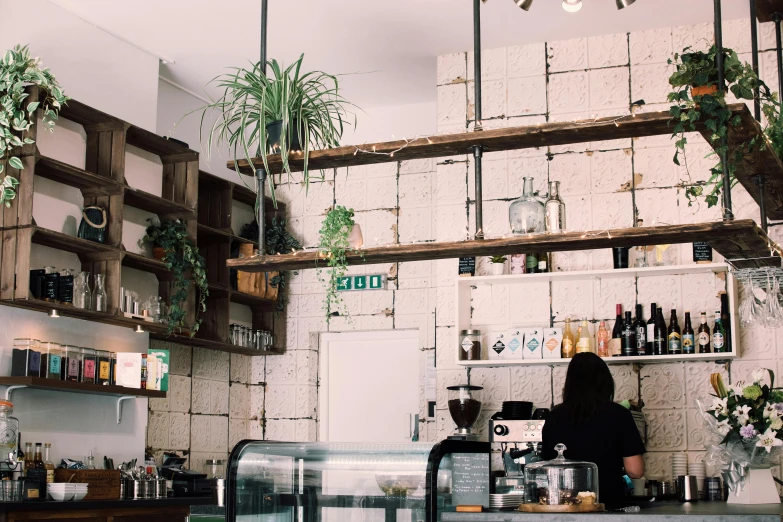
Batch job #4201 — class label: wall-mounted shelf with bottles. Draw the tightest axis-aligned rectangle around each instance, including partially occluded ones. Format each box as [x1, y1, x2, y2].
[455, 263, 739, 368]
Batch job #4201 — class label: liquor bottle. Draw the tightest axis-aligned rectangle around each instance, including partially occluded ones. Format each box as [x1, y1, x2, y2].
[545, 180, 566, 233]
[44, 443, 54, 484]
[682, 311, 695, 354]
[668, 310, 682, 355]
[646, 303, 657, 356]
[562, 318, 575, 358]
[576, 317, 593, 353]
[698, 311, 711, 353]
[621, 311, 636, 356]
[33, 443, 44, 469]
[610, 305, 623, 357]
[538, 253, 549, 273]
[23, 442, 33, 476]
[596, 321, 610, 357]
[654, 307, 667, 355]
[720, 293, 732, 352]
[634, 304, 647, 356]
[713, 310, 727, 353]
[525, 252, 540, 274]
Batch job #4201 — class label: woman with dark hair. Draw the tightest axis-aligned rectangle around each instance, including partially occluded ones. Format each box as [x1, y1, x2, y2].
[541, 352, 645, 506]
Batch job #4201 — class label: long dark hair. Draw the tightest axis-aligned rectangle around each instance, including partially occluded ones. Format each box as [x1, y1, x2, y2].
[558, 352, 615, 424]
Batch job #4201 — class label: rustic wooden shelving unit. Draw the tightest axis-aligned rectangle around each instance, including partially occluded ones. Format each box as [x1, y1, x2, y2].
[0, 376, 166, 399]
[225, 104, 783, 272]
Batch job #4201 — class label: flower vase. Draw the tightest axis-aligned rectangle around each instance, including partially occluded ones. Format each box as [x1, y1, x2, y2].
[727, 465, 780, 505]
[491, 262, 506, 276]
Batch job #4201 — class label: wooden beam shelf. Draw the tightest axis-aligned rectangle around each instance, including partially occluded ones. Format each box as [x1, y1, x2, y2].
[0, 376, 165, 399]
[121, 252, 172, 278]
[28, 226, 117, 256]
[124, 187, 197, 218]
[154, 333, 282, 357]
[125, 125, 198, 161]
[226, 219, 780, 272]
[35, 156, 122, 194]
[755, 0, 783, 22]
[197, 223, 255, 245]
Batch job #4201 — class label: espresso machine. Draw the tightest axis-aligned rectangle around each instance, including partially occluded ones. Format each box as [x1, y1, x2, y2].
[489, 402, 547, 493]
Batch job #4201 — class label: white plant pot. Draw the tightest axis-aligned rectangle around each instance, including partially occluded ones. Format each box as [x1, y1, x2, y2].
[347, 224, 364, 249]
[727, 468, 781, 504]
[491, 262, 506, 276]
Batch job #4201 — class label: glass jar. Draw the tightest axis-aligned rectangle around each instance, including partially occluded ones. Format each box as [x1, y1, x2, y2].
[544, 181, 566, 233]
[93, 274, 107, 312]
[96, 350, 112, 385]
[0, 401, 19, 465]
[40, 342, 63, 380]
[206, 459, 226, 480]
[509, 177, 546, 235]
[73, 271, 91, 310]
[11, 339, 41, 377]
[459, 330, 482, 361]
[63, 345, 82, 382]
[524, 443, 599, 505]
[81, 348, 97, 384]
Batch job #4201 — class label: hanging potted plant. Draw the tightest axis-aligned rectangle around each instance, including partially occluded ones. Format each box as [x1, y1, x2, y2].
[200, 54, 356, 204]
[488, 255, 507, 276]
[317, 206, 363, 322]
[143, 219, 209, 336]
[0, 45, 68, 207]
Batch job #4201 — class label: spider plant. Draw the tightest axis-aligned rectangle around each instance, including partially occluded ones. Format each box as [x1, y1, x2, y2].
[200, 54, 356, 205]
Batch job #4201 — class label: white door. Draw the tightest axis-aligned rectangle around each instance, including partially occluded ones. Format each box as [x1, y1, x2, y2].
[319, 330, 420, 442]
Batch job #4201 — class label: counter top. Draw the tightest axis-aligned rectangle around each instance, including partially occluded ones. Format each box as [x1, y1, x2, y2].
[442, 501, 783, 522]
[0, 496, 215, 512]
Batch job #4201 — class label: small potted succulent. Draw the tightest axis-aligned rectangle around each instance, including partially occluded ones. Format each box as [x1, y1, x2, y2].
[488, 255, 507, 276]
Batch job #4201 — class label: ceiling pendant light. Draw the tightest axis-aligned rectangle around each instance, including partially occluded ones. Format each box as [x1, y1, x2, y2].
[562, 0, 583, 12]
[616, 0, 636, 8]
[513, 0, 534, 10]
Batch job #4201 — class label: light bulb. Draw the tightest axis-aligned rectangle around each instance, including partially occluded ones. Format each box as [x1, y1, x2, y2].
[562, 0, 583, 12]
[514, 0, 534, 10]
[616, 0, 636, 9]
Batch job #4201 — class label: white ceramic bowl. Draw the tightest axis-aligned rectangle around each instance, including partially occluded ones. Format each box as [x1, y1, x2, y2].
[47, 490, 74, 501]
[71, 490, 88, 501]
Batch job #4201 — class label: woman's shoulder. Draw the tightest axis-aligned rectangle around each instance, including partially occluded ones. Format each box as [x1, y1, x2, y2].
[604, 401, 635, 419]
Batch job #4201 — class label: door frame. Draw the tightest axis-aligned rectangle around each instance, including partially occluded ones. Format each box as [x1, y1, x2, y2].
[318, 329, 419, 442]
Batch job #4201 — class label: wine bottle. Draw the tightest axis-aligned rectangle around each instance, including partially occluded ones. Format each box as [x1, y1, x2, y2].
[526, 252, 540, 274]
[646, 302, 657, 355]
[635, 304, 647, 356]
[610, 305, 623, 357]
[621, 311, 636, 356]
[697, 311, 711, 353]
[720, 293, 731, 353]
[596, 321, 610, 357]
[562, 317, 575, 358]
[668, 309, 682, 355]
[576, 317, 593, 353]
[654, 307, 667, 355]
[682, 311, 695, 354]
[713, 310, 727, 353]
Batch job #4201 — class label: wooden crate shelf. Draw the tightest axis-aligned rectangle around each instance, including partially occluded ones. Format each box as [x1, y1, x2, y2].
[35, 156, 122, 194]
[151, 332, 282, 357]
[125, 125, 198, 161]
[123, 187, 196, 218]
[0, 376, 166, 398]
[121, 252, 171, 278]
[27, 226, 117, 257]
[755, 0, 783, 22]
[226, 219, 780, 272]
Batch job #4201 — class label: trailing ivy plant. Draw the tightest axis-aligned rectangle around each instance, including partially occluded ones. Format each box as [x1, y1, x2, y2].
[239, 217, 301, 312]
[667, 45, 779, 208]
[0, 45, 68, 207]
[317, 206, 359, 322]
[143, 219, 209, 336]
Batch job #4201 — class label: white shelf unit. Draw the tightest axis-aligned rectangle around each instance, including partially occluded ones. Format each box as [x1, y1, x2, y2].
[454, 263, 739, 368]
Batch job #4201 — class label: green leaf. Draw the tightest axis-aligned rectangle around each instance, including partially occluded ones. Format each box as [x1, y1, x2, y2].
[26, 101, 39, 114]
[8, 156, 22, 170]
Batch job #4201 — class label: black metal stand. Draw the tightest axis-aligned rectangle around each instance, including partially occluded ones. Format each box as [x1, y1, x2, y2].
[715, 0, 734, 221]
[256, 0, 269, 255]
[472, 0, 485, 240]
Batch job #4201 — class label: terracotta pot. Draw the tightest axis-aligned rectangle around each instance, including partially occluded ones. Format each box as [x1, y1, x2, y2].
[153, 247, 166, 260]
[691, 85, 718, 97]
[347, 224, 364, 249]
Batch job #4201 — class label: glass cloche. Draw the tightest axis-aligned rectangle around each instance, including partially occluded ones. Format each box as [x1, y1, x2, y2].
[524, 444, 599, 506]
[509, 177, 545, 234]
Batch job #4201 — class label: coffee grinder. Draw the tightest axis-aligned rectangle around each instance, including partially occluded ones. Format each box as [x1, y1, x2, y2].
[489, 402, 547, 493]
[446, 385, 483, 441]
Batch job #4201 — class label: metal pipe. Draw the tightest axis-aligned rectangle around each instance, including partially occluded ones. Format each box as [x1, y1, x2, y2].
[750, 0, 761, 121]
[256, 0, 269, 255]
[473, 146, 484, 239]
[715, 0, 734, 220]
[756, 176, 768, 232]
[472, 0, 485, 240]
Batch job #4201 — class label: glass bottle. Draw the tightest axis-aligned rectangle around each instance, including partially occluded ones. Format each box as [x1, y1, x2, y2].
[509, 177, 546, 235]
[713, 311, 727, 353]
[646, 303, 657, 356]
[682, 311, 695, 354]
[610, 305, 623, 357]
[23, 442, 33, 476]
[621, 311, 636, 356]
[44, 443, 54, 484]
[654, 307, 667, 355]
[576, 317, 593, 353]
[93, 274, 107, 312]
[698, 312, 711, 353]
[59, 268, 74, 305]
[544, 181, 566, 233]
[634, 304, 647, 356]
[596, 321, 610, 357]
[561, 318, 575, 358]
[0, 403, 19, 469]
[73, 271, 91, 309]
[33, 443, 44, 469]
[86, 450, 96, 470]
[720, 293, 732, 353]
[668, 310, 682, 355]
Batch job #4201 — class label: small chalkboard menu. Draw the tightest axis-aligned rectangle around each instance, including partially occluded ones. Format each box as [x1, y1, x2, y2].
[451, 452, 489, 507]
[459, 257, 476, 277]
[693, 242, 713, 263]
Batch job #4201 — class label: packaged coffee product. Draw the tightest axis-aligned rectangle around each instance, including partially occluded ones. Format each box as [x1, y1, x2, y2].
[522, 328, 544, 359]
[488, 330, 507, 360]
[505, 328, 524, 359]
[543, 328, 563, 359]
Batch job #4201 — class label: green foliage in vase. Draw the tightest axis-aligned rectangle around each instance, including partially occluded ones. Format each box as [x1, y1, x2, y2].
[489, 255, 507, 264]
[667, 45, 781, 208]
[317, 206, 360, 322]
[144, 219, 209, 336]
[0, 45, 68, 206]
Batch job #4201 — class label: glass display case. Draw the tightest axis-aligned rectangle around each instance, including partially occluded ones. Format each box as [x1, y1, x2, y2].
[227, 440, 490, 522]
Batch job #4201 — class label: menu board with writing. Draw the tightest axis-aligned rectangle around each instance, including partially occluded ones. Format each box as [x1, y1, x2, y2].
[459, 257, 476, 277]
[451, 452, 489, 507]
[692, 242, 713, 262]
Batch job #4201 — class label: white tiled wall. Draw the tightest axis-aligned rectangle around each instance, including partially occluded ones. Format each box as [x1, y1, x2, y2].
[148, 16, 783, 482]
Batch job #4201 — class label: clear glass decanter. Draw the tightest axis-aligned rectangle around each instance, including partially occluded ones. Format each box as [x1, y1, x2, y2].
[544, 180, 566, 233]
[93, 274, 107, 312]
[509, 177, 546, 234]
[73, 271, 91, 310]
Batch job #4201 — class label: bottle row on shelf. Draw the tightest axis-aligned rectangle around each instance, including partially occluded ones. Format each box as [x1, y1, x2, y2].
[459, 294, 732, 361]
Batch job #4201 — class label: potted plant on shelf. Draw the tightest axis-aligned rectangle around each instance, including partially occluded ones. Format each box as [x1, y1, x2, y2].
[317, 206, 363, 322]
[667, 45, 782, 208]
[143, 219, 209, 336]
[0, 45, 68, 207]
[488, 255, 507, 275]
[200, 54, 356, 204]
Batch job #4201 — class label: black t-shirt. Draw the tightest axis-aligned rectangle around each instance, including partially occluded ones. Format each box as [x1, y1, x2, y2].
[541, 402, 646, 506]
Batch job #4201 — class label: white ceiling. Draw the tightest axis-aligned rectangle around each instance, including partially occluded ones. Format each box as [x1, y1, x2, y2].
[51, 0, 748, 110]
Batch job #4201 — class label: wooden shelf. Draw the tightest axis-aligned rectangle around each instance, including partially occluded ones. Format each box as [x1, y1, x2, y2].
[29, 226, 117, 256]
[124, 187, 196, 218]
[755, 0, 783, 22]
[458, 352, 736, 368]
[121, 252, 171, 278]
[230, 290, 276, 309]
[125, 125, 198, 161]
[0, 376, 165, 398]
[58, 99, 125, 128]
[34, 156, 122, 194]
[227, 219, 779, 272]
[165, 334, 282, 357]
[197, 223, 255, 245]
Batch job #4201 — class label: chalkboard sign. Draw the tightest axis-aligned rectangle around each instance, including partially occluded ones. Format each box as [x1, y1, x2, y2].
[693, 242, 713, 262]
[452, 452, 489, 507]
[459, 257, 476, 277]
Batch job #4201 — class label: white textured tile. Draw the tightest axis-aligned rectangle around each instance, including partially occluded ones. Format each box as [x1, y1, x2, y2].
[437, 84, 467, 127]
[467, 47, 507, 82]
[507, 76, 547, 117]
[630, 27, 673, 65]
[210, 380, 229, 415]
[266, 419, 296, 441]
[169, 412, 190, 450]
[438, 53, 467, 86]
[549, 72, 589, 115]
[147, 412, 169, 449]
[548, 38, 588, 73]
[591, 149, 633, 194]
[191, 378, 211, 415]
[635, 188, 679, 227]
[249, 384, 265, 420]
[467, 80, 507, 120]
[673, 23, 714, 54]
[641, 363, 685, 408]
[631, 63, 674, 105]
[549, 153, 590, 196]
[588, 33, 628, 68]
[591, 192, 633, 229]
[507, 43, 546, 78]
[589, 68, 630, 111]
[230, 383, 250, 419]
[190, 415, 211, 452]
[229, 419, 248, 449]
[646, 409, 687, 451]
[169, 375, 191, 413]
[230, 354, 249, 384]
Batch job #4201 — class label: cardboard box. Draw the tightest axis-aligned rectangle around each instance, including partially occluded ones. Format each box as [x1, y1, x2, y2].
[505, 328, 524, 359]
[488, 330, 508, 360]
[522, 328, 544, 359]
[115, 353, 141, 389]
[543, 328, 563, 359]
[54, 469, 121, 500]
[147, 347, 170, 392]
